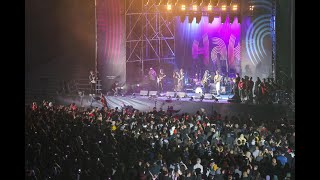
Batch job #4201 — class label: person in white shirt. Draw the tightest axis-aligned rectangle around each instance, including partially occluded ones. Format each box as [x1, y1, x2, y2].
[193, 158, 203, 174]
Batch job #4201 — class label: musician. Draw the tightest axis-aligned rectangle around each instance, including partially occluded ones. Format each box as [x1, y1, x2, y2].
[89, 70, 96, 94]
[148, 67, 157, 91]
[201, 70, 211, 94]
[157, 69, 166, 93]
[173, 70, 179, 91]
[111, 81, 121, 96]
[177, 68, 185, 91]
[213, 70, 222, 97]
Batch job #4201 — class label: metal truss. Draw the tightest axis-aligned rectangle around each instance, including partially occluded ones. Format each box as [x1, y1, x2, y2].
[125, 0, 176, 76]
[271, 0, 277, 80]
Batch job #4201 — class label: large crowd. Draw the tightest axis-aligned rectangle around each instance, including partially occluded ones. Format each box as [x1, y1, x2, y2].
[25, 101, 295, 180]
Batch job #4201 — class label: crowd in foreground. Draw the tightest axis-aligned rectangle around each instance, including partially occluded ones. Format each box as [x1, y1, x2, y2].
[25, 101, 295, 180]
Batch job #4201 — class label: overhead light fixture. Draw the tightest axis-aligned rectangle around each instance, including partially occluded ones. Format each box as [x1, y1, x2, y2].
[193, 5, 198, 11]
[221, 5, 226, 11]
[181, 4, 186, 11]
[232, 4, 238, 11]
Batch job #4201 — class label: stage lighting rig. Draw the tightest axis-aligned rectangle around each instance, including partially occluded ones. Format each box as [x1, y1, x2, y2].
[207, 4, 213, 11]
[192, 4, 198, 11]
[181, 4, 186, 11]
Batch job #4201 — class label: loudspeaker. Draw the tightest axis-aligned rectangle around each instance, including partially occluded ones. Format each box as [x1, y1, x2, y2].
[194, 93, 202, 99]
[149, 91, 158, 96]
[166, 91, 176, 97]
[204, 93, 214, 99]
[176, 92, 186, 98]
[140, 90, 149, 96]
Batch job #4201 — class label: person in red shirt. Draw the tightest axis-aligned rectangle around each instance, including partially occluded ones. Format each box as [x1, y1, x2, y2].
[100, 93, 107, 108]
[70, 103, 77, 111]
[32, 102, 38, 111]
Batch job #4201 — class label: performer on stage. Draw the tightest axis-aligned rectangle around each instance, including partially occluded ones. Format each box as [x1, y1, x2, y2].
[111, 81, 121, 96]
[89, 70, 97, 94]
[157, 69, 166, 93]
[201, 70, 211, 94]
[173, 70, 179, 91]
[214, 70, 222, 97]
[177, 68, 185, 91]
[148, 67, 157, 91]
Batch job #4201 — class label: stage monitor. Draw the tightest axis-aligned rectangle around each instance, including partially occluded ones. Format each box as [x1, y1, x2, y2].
[193, 93, 202, 99]
[204, 93, 214, 99]
[140, 90, 149, 96]
[149, 91, 158, 96]
[177, 92, 187, 98]
[166, 91, 176, 97]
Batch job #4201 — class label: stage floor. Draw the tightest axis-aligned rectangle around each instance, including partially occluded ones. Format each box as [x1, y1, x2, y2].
[56, 93, 291, 119]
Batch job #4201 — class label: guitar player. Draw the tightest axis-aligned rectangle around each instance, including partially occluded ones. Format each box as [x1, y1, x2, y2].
[89, 70, 96, 94]
[213, 70, 222, 97]
[157, 69, 166, 93]
[201, 70, 211, 94]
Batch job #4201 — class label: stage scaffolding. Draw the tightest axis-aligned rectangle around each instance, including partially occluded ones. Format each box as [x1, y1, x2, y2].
[125, 0, 176, 79]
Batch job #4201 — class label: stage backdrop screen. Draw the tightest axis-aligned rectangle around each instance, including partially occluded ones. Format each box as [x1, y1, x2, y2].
[174, 16, 241, 78]
[97, 0, 126, 92]
[240, 0, 273, 80]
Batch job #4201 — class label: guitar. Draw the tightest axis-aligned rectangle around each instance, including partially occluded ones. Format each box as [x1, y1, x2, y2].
[157, 74, 166, 84]
[214, 75, 222, 84]
[178, 73, 184, 83]
[201, 74, 211, 85]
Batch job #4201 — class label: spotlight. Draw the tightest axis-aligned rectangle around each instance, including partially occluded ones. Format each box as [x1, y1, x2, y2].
[232, 4, 238, 11]
[207, 4, 213, 11]
[167, 4, 172, 11]
[181, 4, 186, 11]
[249, 5, 254, 11]
[221, 5, 226, 11]
[193, 5, 197, 11]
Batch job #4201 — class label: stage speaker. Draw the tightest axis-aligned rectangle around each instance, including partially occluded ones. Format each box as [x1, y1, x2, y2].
[194, 93, 202, 99]
[177, 92, 186, 98]
[166, 91, 176, 97]
[149, 91, 158, 96]
[204, 93, 214, 99]
[140, 90, 149, 96]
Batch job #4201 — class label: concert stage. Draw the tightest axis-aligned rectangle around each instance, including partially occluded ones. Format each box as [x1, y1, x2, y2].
[56, 93, 291, 120]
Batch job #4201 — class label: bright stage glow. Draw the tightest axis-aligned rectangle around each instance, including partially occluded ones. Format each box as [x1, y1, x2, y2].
[167, 4, 172, 11]
[207, 4, 212, 11]
[181, 4, 186, 11]
[195, 87, 203, 94]
[232, 5, 238, 11]
[193, 5, 197, 11]
[221, 5, 226, 11]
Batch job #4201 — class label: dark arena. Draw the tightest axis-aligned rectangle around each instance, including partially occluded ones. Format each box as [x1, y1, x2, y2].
[25, 0, 295, 179]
